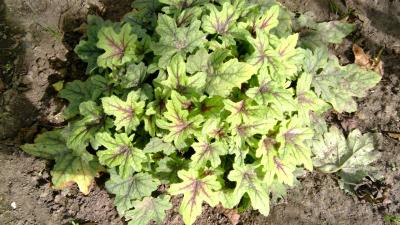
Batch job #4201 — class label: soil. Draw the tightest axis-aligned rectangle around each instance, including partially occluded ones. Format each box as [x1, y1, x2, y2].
[0, 0, 399, 225]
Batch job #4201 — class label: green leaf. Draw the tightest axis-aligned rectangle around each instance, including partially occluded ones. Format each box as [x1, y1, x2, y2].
[227, 163, 270, 216]
[169, 169, 221, 225]
[191, 138, 227, 168]
[230, 118, 276, 154]
[145, 87, 171, 136]
[315, 21, 355, 44]
[160, 0, 206, 25]
[341, 130, 378, 173]
[21, 130, 69, 160]
[223, 99, 265, 125]
[296, 72, 330, 124]
[97, 24, 138, 69]
[52, 152, 102, 195]
[102, 91, 146, 133]
[201, 1, 243, 35]
[153, 15, 206, 68]
[246, 67, 297, 113]
[116, 62, 148, 89]
[201, 118, 228, 140]
[309, 48, 381, 113]
[176, 7, 204, 27]
[311, 126, 379, 174]
[276, 118, 314, 171]
[192, 96, 225, 120]
[123, 0, 162, 37]
[155, 155, 189, 184]
[274, 33, 302, 78]
[337, 170, 369, 193]
[249, 5, 280, 33]
[162, 54, 206, 94]
[229, 140, 249, 165]
[143, 137, 176, 155]
[160, 0, 206, 12]
[205, 58, 256, 97]
[246, 30, 276, 71]
[186, 48, 254, 97]
[295, 14, 355, 49]
[263, 152, 296, 187]
[186, 48, 230, 74]
[269, 179, 288, 204]
[66, 101, 104, 149]
[105, 170, 161, 214]
[74, 15, 112, 73]
[313, 127, 380, 192]
[96, 132, 146, 178]
[156, 91, 203, 148]
[58, 75, 107, 119]
[21, 129, 102, 194]
[247, 33, 302, 80]
[125, 195, 172, 225]
[255, 136, 277, 168]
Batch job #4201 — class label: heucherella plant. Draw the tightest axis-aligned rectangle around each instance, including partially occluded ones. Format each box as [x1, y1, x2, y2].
[21, 0, 382, 224]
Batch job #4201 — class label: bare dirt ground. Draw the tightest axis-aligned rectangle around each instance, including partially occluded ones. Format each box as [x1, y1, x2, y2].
[0, 0, 399, 224]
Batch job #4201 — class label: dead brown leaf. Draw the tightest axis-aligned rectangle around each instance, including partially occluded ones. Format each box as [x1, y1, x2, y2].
[216, 204, 240, 225]
[352, 44, 384, 76]
[388, 132, 400, 141]
[355, 176, 390, 204]
[0, 78, 5, 92]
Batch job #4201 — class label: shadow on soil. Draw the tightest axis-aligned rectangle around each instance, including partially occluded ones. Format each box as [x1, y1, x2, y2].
[0, 0, 38, 142]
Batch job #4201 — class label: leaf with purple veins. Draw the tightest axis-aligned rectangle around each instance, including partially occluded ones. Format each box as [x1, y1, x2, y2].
[227, 163, 270, 216]
[97, 24, 138, 69]
[102, 90, 145, 133]
[169, 169, 221, 225]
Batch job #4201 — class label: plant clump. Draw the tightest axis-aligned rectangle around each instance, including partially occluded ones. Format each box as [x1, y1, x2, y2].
[22, 0, 382, 224]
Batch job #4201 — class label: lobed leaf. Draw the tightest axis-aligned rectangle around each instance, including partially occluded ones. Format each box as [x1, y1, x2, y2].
[191, 138, 227, 168]
[153, 15, 206, 68]
[74, 15, 112, 73]
[308, 48, 381, 113]
[155, 155, 190, 184]
[312, 126, 379, 174]
[97, 24, 138, 69]
[21, 129, 102, 194]
[250, 5, 280, 33]
[102, 91, 146, 133]
[125, 195, 172, 225]
[66, 101, 104, 150]
[201, 1, 243, 35]
[169, 169, 221, 225]
[106, 170, 161, 214]
[295, 14, 355, 49]
[227, 163, 270, 216]
[156, 91, 203, 148]
[58, 75, 107, 119]
[21, 130, 69, 160]
[96, 132, 146, 178]
[205, 58, 256, 97]
[143, 137, 176, 155]
[51, 153, 102, 195]
[276, 118, 314, 171]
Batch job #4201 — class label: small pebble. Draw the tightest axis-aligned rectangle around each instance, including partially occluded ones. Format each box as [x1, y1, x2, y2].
[54, 195, 63, 204]
[11, 201, 16, 209]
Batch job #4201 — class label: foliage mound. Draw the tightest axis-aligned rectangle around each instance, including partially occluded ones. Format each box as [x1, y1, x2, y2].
[22, 0, 382, 224]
